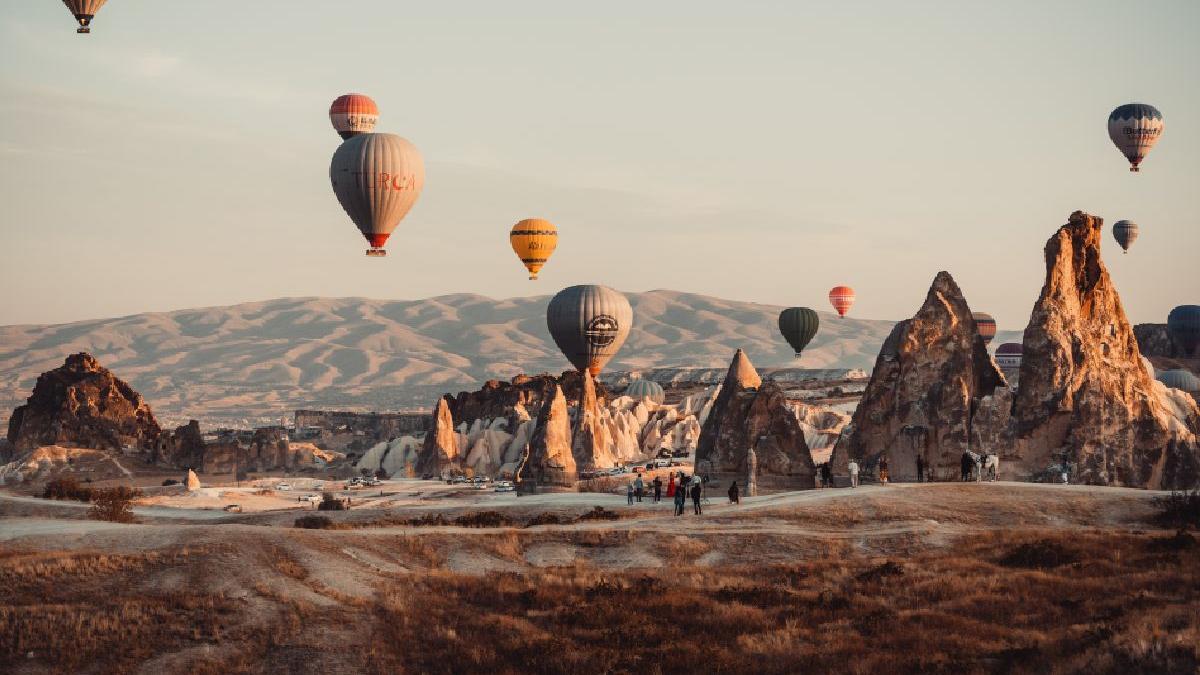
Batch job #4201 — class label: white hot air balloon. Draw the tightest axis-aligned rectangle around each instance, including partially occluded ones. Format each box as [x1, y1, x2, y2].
[329, 133, 425, 257]
[1108, 103, 1164, 172]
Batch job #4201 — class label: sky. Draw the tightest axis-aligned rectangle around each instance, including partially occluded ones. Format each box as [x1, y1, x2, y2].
[1, 0, 1197, 330]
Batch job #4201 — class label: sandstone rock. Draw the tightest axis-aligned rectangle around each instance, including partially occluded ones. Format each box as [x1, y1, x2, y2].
[516, 384, 576, 491]
[829, 272, 1006, 483]
[571, 371, 612, 471]
[185, 469, 201, 491]
[1007, 211, 1199, 488]
[695, 350, 815, 490]
[414, 397, 459, 479]
[7, 353, 162, 452]
[159, 420, 204, 468]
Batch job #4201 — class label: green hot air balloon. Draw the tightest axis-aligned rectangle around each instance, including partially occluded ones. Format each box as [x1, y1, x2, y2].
[546, 285, 633, 376]
[778, 307, 820, 358]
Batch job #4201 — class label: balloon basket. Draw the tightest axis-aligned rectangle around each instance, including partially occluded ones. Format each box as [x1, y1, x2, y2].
[1129, 167, 1139, 172]
[365, 248, 387, 257]
[77, 27, 90, 34]
[528, 275, 537, 281]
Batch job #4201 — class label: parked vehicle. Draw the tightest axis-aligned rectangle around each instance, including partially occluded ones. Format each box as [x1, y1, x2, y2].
[655, 458, 671, 468]
[299, 494, 321, 504]
[494, 480, 515, 492]
[276, 482, 292, 491]
[222, 504, 243, 513]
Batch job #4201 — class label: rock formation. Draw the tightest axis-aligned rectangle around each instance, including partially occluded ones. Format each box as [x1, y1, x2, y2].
[571, 371, 612, 471]
[1006, 211, 1199, 488]
[185, 469, 201, 491]
[695, 350, 816, 490]
[7, 353, 162, 452]
[414, 396, 459, 479]
[516, 384, 576, 491]
[829, 272, 1006, 483]
[158, 420, 205, 468]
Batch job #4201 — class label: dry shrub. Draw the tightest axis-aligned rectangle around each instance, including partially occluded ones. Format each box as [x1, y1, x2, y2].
[576, 506, 621, 522]
[855, 559, 904, 583]
[454, 511, 511, 528]
[317, 492, 348, 511]
[525, 512, 568, 527]
[998, 539, 1079, 569]
[294, 515, 335, 529]
[41, 477, 93, 502]
[1153, 489, 1200, 530]
[88, 486, 141, 523]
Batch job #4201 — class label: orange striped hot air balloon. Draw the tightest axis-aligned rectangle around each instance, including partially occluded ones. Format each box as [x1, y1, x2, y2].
[63, 0, 107, 34]
[329, 94, 379, 140]
[509, 219, 558, 280]
[828, 286, 855, 317]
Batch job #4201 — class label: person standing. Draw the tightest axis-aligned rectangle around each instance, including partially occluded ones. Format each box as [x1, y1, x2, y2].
[634, 474, 644, 503]
[627, 481, 634, 505]
[728, 480, 740, 504]
[666, 473, 676, 498]
[653, 475, 663, 503]
[878, 457, 889, 484]
[960, 451, 972, 482]
[821, 463, 832, 488]
[848, 459, 860, 488]
[916, 454, 925, 483]
[691, 480, 703, 515]
[673, 480, 686, 516]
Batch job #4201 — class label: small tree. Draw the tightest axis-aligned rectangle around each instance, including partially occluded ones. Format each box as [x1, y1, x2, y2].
[89, 486, 142, 523]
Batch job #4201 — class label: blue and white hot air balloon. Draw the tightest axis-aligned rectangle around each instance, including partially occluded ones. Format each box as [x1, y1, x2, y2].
[1108, 103, 1163, 172]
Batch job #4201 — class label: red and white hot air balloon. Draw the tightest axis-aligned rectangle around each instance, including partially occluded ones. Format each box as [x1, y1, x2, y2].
[828, 286, 855, 318]
[329, 94, 379, 140]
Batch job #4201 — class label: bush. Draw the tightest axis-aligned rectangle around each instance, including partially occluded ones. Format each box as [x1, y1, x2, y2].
[454, 511, 511, 528]
[42, 478, 93, 502]
[1152, 489, 1200, 530]
[525, 512, 567, 527]
[317, 492, 347, 511]
[88, 486, 142, 523]
[998, 540, 1078, 569]
[577, 506, 621, 522]
[161, 479, 180, 487]
[294, 515, 334, 529]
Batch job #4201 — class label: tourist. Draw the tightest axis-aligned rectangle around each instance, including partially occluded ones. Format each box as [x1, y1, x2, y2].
[960, 451, 972, 482]
[634, 474, 644, 503]
[848, 459, 859, 488]
[821, 463, 832, 488]
[673, 481, 686, 516]
[879, 457, 889, 484]
[666, 472, 676, 498]
[691, 480, 703, 515]
[653, 475, 663, 503]
[916, 455, 926, 483]
[728, 480, 739, 504]
[627, 481, 634, 505]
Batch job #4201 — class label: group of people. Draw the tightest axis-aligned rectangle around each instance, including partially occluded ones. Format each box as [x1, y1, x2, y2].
[626, 471, 716, 515]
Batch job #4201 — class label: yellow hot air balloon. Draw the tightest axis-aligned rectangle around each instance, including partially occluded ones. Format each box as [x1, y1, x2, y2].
[509, 218, 558, 280]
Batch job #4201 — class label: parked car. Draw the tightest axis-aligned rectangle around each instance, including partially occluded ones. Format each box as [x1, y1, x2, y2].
[655, 458, 671, 468]
[299, 494, 321, 504]
[276, 482, 292, 491]
[494, 480, 515, 493]
[452, 476, 468, 484]
[222, 504, 243, 513]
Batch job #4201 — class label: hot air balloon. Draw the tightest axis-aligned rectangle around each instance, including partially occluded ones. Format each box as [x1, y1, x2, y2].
[972, 312, 997, 346]
[778, 307, 820, 358]
[994, 343, 1023, 370]
[1157, 369, 1200, 394]
[63, 0, 107, 34]
[1108, 103, 1163, 172]
[546, 285, 632, 376]
[329, 94, 379, 140]
[828, 286, 855, 318]
[1168, 305, 1200, 356]
[1112, 220, 1139, 253]
[509, 219, 557, 280]
[329, 133, 424, 257]
[625, 379, 665, 404]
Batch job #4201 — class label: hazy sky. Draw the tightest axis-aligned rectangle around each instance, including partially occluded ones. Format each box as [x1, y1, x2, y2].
[1, 0, 1197, 330]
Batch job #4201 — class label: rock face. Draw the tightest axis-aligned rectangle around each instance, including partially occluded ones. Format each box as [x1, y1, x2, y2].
[1007, 211, 1200, 488]
[571, 372, 611, 471]
[829, 272, 1006, 483]
[1135, 324, 1181, 358]
[6, 353, 162, 452]
[516, 385, 577, 491]
[185, 469, 201, 491]
[414, 397, 459, 478]
[695, 350, 816, 490]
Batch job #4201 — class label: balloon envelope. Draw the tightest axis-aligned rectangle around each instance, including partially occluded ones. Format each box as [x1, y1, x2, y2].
[63, 0, 107, 33]
[329, 94, 379, 140]
[995, 343, 1022, 369]
[1168, 305, 1200, 356]
[625, 379, 665, 404]
[546, 285, 633, 376]
[1108, 103, 1163, 172]
[828, 286, 855, 317]
[778, 307, 820, 357]
[1112, 220, 1139, 253]
[329, 133, 424, 256]
[1158, 369, 1200, 393]
[972, 312, 997, 346]
[509, 219, 558, 280]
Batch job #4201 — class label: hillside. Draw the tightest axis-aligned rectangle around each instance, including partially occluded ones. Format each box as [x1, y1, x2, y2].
[0, 290, 1015, 427]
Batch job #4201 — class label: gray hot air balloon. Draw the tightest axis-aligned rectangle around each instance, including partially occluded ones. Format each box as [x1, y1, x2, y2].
[625, 379, 665, 404]
[546, 285, 633, 376]
[1112, 220, 1139, 253]
[329, 133, 425, 257]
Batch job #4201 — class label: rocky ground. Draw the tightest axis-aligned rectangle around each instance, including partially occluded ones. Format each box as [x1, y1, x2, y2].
[2, 480, 1197, 674]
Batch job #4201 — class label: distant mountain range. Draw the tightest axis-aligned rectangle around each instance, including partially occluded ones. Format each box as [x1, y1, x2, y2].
[0, 290, 1018, 428]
